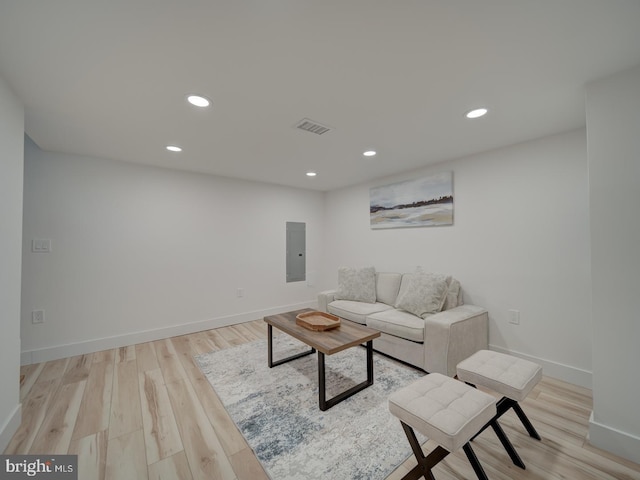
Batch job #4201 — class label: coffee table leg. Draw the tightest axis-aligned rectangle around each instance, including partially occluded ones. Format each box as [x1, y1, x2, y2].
[267, 324, 315, 368]
[366, 340, 374, 385]
[318, 352, 327, 409]
[268, 324, 273, 367]
[318, 340, 375, 411]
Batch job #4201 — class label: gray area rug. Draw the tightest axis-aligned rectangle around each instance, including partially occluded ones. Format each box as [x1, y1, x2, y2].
[195, 336, 426, 480]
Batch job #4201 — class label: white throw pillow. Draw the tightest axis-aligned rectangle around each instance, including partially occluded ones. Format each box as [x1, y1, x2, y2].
[395, 272, 449, 318]
[335, 266, 377, 303]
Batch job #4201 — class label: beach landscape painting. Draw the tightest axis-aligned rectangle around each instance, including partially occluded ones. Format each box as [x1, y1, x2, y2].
[370, 172, 453, 229]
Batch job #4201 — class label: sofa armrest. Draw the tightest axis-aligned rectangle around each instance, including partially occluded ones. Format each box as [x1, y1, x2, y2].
[317, 290, 337, 312]
[424, 305, 488, 377]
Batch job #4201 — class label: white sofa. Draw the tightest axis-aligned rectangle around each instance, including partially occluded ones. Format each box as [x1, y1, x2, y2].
[318, 270, 488, 376]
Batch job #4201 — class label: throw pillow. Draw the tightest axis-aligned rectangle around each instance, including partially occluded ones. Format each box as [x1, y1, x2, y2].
[395, 272, 449, 318]
[334, 266, 377, 303]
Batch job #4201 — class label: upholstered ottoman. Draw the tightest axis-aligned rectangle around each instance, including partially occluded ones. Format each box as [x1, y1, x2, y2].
[388, 373, 497, 480]
[457, 350, 543, 469]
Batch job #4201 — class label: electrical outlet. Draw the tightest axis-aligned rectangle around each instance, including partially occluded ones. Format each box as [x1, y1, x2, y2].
[32, 239, 52, 253]
[237, 288, 244, 298]
[32, 310, 45, 324]
[508, 309, 520, 325]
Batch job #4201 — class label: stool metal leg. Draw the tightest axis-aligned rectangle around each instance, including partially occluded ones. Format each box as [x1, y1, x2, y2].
[462, 443, 490, 480]
[467, 383, 542, 442]
[400, 422, 444, 480]
[512, 402, 542, 440]
[400, 422, 491, 480]
[490, 421, 526, 469]
[464, 385, 528, 469]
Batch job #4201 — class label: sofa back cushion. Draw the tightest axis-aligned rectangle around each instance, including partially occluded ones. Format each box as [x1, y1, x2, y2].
[442, 278, 462, 310]
[334, 266, 377, 303]
[375, 272, 402, 306]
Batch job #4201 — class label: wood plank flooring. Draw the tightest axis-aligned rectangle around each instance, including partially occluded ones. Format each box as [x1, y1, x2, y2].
[6, 319, 640, 479]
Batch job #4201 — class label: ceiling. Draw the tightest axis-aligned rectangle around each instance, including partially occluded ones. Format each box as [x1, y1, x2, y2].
[2, 1, 640, 192]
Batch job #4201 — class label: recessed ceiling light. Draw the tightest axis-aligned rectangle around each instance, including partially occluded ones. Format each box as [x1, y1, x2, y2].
[166, 145, 182, 152]
[306, 171, 317, 177]
[363, 150, 377, 157]
[465, 107, 488, 119]
[186, 94, 211, 108]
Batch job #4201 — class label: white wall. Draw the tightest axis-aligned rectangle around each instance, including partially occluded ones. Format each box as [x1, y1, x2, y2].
[586, 64, 640, 463]
[21, 141, 325, 362]
[322, 130, 592, 386]
[0, 75, 24, 452]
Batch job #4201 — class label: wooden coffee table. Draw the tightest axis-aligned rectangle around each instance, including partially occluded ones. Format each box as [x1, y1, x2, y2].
[264, 309, 381, 411]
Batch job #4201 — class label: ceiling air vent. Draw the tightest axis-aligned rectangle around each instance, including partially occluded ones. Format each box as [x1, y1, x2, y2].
[294, 118, 332, 135]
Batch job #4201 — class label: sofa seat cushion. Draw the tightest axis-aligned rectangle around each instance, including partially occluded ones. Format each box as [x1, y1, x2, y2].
[328, 300, 393, 325]
[366, 309, 425, 343]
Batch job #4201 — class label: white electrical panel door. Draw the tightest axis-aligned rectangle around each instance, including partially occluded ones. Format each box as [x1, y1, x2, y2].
[286, 222, 306, 283]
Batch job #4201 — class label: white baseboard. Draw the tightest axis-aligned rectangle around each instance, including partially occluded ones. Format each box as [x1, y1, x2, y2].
[589, 412, 640, 464]
[21, 301, 316, 365]
[0, 403, 21, 453]
[489, 344, 592, 389]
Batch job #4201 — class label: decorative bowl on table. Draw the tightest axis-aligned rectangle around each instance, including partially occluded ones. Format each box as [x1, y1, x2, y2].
[296, 311, 341, 331]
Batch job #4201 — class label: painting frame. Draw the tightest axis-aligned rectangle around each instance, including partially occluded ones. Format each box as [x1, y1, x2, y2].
[369, 172, 453, 229]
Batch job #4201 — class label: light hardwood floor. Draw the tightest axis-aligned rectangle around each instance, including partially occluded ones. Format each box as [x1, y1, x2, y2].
[6, 319, 640, 480]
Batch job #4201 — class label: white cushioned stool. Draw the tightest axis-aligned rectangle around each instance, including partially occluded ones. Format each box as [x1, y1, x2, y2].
[457, 350, 543, 469]
[389, 373, 497, 480]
